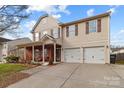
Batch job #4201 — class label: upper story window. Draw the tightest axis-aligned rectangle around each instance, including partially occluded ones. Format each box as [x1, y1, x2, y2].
[43, 31, 48, 35]
[66, 24, 78, 37]
[35, 33, 39, 41]
[69, 25, 75, 37]
[86, 19, 101, 34]
[89, 20, 97, 33]
[51, 28, 60, 38]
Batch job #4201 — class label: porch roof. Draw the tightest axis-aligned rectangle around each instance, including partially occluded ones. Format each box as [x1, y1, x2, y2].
[0, 37, 11, 42]
[17, 41, 43, 48]
[17, 34, 58, 48]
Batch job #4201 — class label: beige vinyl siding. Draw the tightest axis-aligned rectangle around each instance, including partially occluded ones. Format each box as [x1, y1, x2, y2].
[32, 16, 62, 45]
[62, 16, 109, 48]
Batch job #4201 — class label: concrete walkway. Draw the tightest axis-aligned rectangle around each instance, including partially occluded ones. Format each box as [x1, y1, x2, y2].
[8, 63, 124, 88]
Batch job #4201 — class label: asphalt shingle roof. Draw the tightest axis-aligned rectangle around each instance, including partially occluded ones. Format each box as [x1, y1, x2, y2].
[0, 37, 11, 42]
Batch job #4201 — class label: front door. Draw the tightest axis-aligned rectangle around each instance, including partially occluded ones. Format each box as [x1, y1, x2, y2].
[44, 46, 54, 62]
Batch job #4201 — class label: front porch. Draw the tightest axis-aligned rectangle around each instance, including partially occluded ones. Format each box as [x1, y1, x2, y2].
[17, 35, 62, 64]
[23, 44, 61, 63]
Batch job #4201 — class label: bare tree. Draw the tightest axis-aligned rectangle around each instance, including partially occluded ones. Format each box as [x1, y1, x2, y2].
[0, 5, 30, 36]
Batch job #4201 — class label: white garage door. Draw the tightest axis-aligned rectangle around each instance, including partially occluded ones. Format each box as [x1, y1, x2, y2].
[84, 47, 104, 64]
[64, 48, 81, 63]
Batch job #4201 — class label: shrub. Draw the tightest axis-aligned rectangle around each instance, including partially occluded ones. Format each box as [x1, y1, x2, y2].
[4, 55, 19, 63]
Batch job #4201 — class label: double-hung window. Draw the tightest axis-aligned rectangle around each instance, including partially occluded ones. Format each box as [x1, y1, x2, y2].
[35, 33, 39, 41]
[68, 25, 75, 37]
[89, 20, 97, 33]
[51, 28, 60, 38]
[66, 25, 78, 37]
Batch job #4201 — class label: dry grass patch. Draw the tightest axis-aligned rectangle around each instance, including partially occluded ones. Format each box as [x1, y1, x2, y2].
[0, 63, 37, 87]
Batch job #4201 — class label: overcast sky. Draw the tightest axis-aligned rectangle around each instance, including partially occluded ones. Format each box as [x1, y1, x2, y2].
[2, 5, 124, 46]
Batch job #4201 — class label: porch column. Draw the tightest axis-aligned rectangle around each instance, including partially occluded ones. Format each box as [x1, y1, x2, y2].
[54, 43, 56, 63]
[42, 44, 45, 63]
[32, 45, 34, 62]
[61, 47, 63, 62]
[16, 48, 19, 57]
[61, 48, 62, 62]
[24, 47, 26, 60]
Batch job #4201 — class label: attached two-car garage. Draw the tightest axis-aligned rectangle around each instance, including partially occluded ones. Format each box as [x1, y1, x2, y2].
[64, 47, 105, 64]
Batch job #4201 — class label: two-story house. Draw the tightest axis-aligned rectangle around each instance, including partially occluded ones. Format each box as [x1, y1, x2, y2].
[17, 12, 110, 64]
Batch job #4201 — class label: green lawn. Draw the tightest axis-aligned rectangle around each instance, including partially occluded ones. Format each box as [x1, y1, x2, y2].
[0, 63, 30, 77]
[0, 63, 34, 87]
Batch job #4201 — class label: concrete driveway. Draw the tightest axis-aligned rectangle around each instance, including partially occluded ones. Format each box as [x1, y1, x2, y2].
[8, 63, 124, 88]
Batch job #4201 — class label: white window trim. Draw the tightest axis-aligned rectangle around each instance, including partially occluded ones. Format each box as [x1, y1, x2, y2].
[89, 20, 97, 33]
[52, 28, 60, 39]
[68, 25, 76, 37]
[35, 33, 39, 41]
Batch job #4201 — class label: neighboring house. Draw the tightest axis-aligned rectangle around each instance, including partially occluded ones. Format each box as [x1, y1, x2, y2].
[0, 37, 11, 62]
[111, 48, 124, 54]
[17, 12, 110, 64]
[111, 48, 124, 62]
[0, 37, 31, 62]
[7, 38, 32, 55]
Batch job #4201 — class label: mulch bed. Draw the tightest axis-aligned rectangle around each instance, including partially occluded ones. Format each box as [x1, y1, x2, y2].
[10, 63, 39, 68]
[0, 72, 30, 88]
[22, 64, 38, 68]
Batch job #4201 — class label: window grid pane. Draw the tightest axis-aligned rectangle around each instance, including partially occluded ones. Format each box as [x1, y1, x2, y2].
[53, 28, 59, 38]
[89, 20, 97, 33]
[69, 25, 75, 37]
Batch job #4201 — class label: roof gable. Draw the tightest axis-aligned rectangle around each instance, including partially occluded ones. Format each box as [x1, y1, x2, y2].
[31, 14, 60, 33]
[40, 34, 55, 42]
[31, 14, 48, 33]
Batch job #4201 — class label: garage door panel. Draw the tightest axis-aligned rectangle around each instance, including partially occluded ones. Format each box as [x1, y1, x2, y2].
[84, 47, 105, 64]
[64, 48, 81, 63]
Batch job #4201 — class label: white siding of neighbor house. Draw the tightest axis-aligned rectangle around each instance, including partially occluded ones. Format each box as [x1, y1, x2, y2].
[7, 38, 32, 52]
[0, 45, 2, 61]
[0, 43, 8, 62]
[0, 38, 32, 62]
